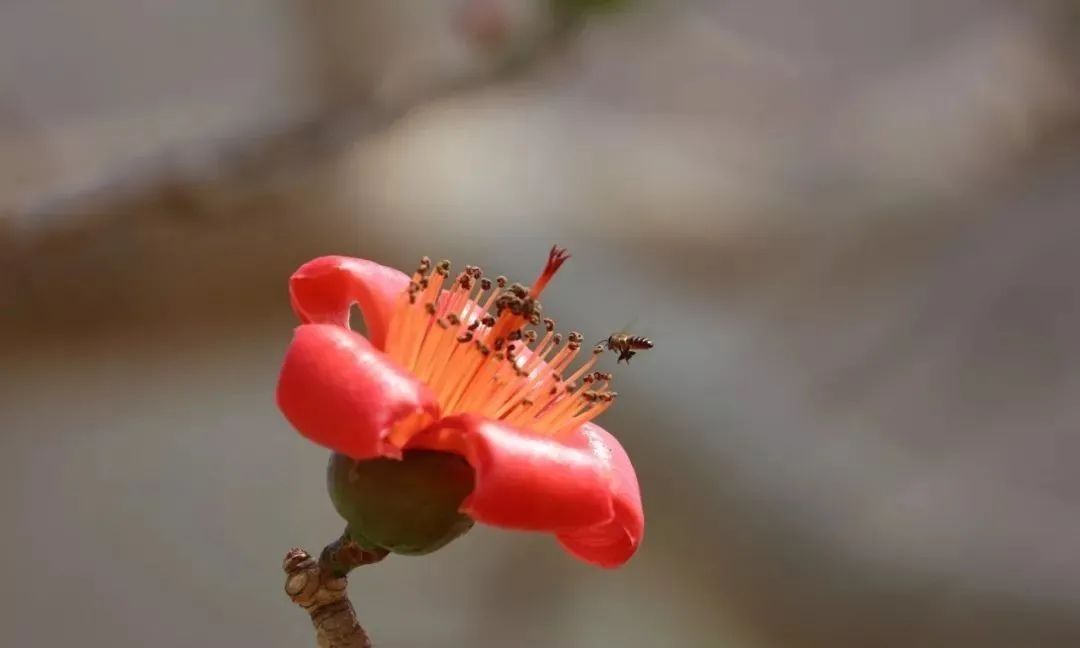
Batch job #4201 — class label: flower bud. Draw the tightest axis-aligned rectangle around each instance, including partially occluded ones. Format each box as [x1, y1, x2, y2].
[327, 451, 476, 555]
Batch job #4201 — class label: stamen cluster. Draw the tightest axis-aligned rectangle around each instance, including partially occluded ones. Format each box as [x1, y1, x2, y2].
[383, 247, 616, 437]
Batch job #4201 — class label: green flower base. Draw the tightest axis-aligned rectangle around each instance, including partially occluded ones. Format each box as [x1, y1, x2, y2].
[327, 450, 476, 556]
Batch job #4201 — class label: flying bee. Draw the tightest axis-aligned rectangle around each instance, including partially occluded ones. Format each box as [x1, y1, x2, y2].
[600, 332, 654, 364]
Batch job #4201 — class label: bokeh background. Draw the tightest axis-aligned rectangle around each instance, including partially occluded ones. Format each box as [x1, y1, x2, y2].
[4, 1, 1080, 646]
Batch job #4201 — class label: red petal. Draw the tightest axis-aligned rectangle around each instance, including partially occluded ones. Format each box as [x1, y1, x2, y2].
[277, 324, 440, 460]
[556, 423, 644, 568]
[289, 256, 409, 351]
[409, 415, 615, 532]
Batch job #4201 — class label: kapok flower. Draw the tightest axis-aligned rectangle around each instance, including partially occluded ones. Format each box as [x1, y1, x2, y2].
[277, 247, 643, 568]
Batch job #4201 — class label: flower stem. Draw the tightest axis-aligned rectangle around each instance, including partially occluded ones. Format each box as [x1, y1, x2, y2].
[283, 531, 389, 648]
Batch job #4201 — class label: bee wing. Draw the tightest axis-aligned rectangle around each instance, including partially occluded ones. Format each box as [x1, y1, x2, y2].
[614, 316, 641, 338]
[596, 318, 638, 347]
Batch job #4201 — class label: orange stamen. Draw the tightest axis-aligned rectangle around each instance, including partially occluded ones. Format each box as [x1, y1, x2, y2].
[381, 248, 622, 441]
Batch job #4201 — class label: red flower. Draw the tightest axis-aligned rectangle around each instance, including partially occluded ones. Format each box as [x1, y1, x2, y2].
[277, 248, 643, 568]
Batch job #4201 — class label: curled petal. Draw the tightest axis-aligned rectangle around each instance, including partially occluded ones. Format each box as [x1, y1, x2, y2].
[289, 256, 410, 350]
[409, 415, 614, 532]
[277, 324, 440, 460]
[557, 423, 644, 568]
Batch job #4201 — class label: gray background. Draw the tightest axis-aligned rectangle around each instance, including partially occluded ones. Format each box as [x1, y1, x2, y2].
[3, 1, 1080, 646]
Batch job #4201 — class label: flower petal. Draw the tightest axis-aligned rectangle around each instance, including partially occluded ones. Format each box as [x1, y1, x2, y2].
[277, 324, 440, 460]
[289, 256, 410, 350]
[409, 414, 615, 533]
[556, 423, 644, 568]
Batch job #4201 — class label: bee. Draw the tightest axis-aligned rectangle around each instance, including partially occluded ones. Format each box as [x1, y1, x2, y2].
[600, 332, 654, 364]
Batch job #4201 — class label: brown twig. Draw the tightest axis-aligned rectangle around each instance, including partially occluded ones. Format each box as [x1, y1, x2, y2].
[283, 532, 389, 648]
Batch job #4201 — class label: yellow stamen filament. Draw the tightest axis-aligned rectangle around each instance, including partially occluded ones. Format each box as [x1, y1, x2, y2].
[390, 262, 444, 371]
[490, 338, 569, 419]
[549, 341, 581, 375]
[412, 316, 452, 382]
[383, 260, 428, 360]
[382, 250, 620, 441]
[422, 323, 471, 397]
[456, 346, 518, 415]
[558, 394, 615, 435]
[479, 279, 503, 314]
[530, 388, 584, 428]
[531, 331, 556, 364]
[439, 343, 492, 411]
[406, 270, 449, 370]
[564, 347, 603, 385]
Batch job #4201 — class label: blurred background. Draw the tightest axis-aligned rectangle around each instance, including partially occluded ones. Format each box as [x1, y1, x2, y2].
[3, 1, 1080, 646]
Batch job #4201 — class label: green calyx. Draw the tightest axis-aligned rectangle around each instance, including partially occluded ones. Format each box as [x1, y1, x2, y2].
[327, 451, 476, 556]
